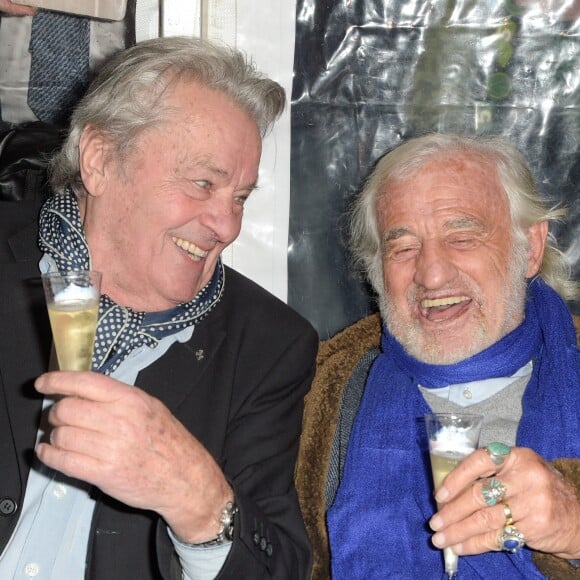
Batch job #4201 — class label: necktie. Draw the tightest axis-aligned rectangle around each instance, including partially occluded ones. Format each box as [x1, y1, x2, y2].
[27, 10, 90, 125]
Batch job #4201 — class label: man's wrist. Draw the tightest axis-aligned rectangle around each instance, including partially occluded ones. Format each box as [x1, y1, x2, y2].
[183, 499, 238, 548]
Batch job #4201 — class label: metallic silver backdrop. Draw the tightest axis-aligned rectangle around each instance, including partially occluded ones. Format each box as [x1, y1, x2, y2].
[289, 0, 579, 339]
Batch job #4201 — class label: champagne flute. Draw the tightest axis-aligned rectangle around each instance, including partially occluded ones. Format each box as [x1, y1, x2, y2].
[41, 270, 102, 371]
[425, 413, 483, 580]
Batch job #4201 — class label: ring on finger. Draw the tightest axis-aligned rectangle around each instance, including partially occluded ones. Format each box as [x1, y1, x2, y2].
[498, 524, 525, 553]
[481, 477, 506, 507]
[485, 442, 511, 467]
[501, 501, 514, 526]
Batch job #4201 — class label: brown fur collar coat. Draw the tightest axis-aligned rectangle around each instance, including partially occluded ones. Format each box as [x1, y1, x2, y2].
[296, 313, 580, 580]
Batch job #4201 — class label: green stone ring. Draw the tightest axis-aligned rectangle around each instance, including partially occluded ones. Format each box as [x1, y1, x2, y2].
[486, 442, 511, 467]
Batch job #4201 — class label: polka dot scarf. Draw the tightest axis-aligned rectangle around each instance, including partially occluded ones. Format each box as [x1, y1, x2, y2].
[38, 190, 224, 375]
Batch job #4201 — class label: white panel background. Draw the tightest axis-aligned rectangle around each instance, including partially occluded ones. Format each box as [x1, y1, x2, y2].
[136, 0, 295, 303]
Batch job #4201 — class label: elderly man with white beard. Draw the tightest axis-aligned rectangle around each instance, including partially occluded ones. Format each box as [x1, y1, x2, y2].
[296, 133, 580, 580]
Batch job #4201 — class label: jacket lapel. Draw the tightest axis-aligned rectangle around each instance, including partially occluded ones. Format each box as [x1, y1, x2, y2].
[136, 300, 228, 416]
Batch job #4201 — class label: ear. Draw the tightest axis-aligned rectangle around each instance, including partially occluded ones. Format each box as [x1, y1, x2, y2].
[79, 126, 112, 197]
[525, 220, 548, 277]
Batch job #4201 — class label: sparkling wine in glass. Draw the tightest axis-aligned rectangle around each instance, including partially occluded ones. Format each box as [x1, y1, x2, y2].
[425, 413, 483, 580]
[42, 270, 102, 371]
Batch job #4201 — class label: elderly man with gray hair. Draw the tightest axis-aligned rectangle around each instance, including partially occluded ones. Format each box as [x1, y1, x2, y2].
[0, 36, 317, 579]
[297, 133, 579, 580]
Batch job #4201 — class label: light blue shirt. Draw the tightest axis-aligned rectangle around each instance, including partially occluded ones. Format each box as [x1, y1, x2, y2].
[0, 325, 231, 580]
[421, 361, 533, 406]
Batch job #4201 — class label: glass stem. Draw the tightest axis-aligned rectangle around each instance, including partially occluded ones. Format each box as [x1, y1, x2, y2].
[444, 546, 458, 579]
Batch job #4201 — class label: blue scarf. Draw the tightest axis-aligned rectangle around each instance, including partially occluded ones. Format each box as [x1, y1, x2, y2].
[327, 279, 579, 579]
[38, 190, 224, 374]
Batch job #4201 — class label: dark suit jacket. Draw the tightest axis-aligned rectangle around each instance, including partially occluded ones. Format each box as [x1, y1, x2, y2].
[0, 196, 318, 579]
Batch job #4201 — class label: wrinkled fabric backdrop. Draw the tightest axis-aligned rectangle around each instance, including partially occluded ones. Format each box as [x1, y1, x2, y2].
[288, 0, 579, 340]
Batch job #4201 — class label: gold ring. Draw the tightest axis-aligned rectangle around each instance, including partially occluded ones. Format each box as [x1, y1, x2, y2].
[501, 501, 514, 526]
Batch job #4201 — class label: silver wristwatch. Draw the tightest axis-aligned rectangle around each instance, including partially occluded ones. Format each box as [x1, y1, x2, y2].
[196, 500, 238, 547]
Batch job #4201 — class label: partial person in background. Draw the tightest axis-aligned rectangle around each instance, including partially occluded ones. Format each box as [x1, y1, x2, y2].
[0, 0, 135, 127]
[0, 36, 317, 579]
[296, 133, 580, 579]
[0, 0, 35, 14]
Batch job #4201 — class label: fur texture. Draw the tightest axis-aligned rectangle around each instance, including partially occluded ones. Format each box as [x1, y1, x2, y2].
[296, 314, 580, 579]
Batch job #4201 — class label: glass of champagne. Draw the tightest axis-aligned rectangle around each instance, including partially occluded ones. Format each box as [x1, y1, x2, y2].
[425, 413, 483, 580]
[41, 270, 102, 371]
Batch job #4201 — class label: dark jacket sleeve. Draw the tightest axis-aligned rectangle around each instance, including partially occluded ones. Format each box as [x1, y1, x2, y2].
[144, 268, 319, 580]
[217, 301, 318, 579]
[58, 267, 318, 580]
